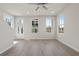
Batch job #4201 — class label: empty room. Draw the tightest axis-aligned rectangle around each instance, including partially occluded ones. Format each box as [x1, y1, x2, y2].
[0, 3, 79, 56]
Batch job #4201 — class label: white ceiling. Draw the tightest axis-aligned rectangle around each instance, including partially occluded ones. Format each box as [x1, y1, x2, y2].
[0, 3, 70, 16]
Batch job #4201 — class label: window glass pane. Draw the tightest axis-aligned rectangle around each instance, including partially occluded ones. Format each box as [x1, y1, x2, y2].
[46, 19, 50, 27]
[46, 17, 52, 27]
[62, 16, 64, 24]
[60, 16, 64, 24]
[60, 16, 62, 24]
[59, 16, 64, 34]
[32, 19, 38, 33]
[46, 16, 52, 32]
[4, 15, 12, 26]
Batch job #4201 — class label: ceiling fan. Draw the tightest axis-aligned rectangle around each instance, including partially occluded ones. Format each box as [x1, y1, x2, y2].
[34, 3, 48, 11]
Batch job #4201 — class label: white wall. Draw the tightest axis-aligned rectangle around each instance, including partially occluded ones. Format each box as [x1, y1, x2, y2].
[15, 16, 57, 39]
[0, 11, 14, 54]
[57, 4, 79, 52]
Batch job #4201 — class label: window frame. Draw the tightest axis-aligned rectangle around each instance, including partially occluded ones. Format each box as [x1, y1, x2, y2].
[32, 19, 38, 33]
[59, 16, 64, 34]
[46, 16, 53, 33]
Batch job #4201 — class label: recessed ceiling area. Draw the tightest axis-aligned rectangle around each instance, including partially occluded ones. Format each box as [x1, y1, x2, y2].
[0, 3, 70, 16]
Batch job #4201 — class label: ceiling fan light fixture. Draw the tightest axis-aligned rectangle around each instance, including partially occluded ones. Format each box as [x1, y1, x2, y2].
[42, 5, 48, 10]
[35, 3, 48, 11]
[35, 6, 39, 11]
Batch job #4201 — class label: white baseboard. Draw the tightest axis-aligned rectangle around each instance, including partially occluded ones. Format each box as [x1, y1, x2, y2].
[57, 39, 79, 52]
[0, 44, 14, 55]
[25, 38, 56, 40]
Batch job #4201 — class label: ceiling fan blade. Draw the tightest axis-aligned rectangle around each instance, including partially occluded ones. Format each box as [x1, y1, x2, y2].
[35, 6, 39, 11]
[42, 5, 48, 10]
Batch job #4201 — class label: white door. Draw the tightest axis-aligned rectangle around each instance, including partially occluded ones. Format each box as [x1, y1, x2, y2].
[16, 19, 24, 39]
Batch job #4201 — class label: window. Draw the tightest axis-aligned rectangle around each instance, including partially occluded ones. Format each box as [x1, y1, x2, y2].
[3, 14, 14, 29]
[46, 17, 52, 32]
[4, 15, 12, 26]
[59, 16, 64, 33]
[32, 19, 38, 33]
